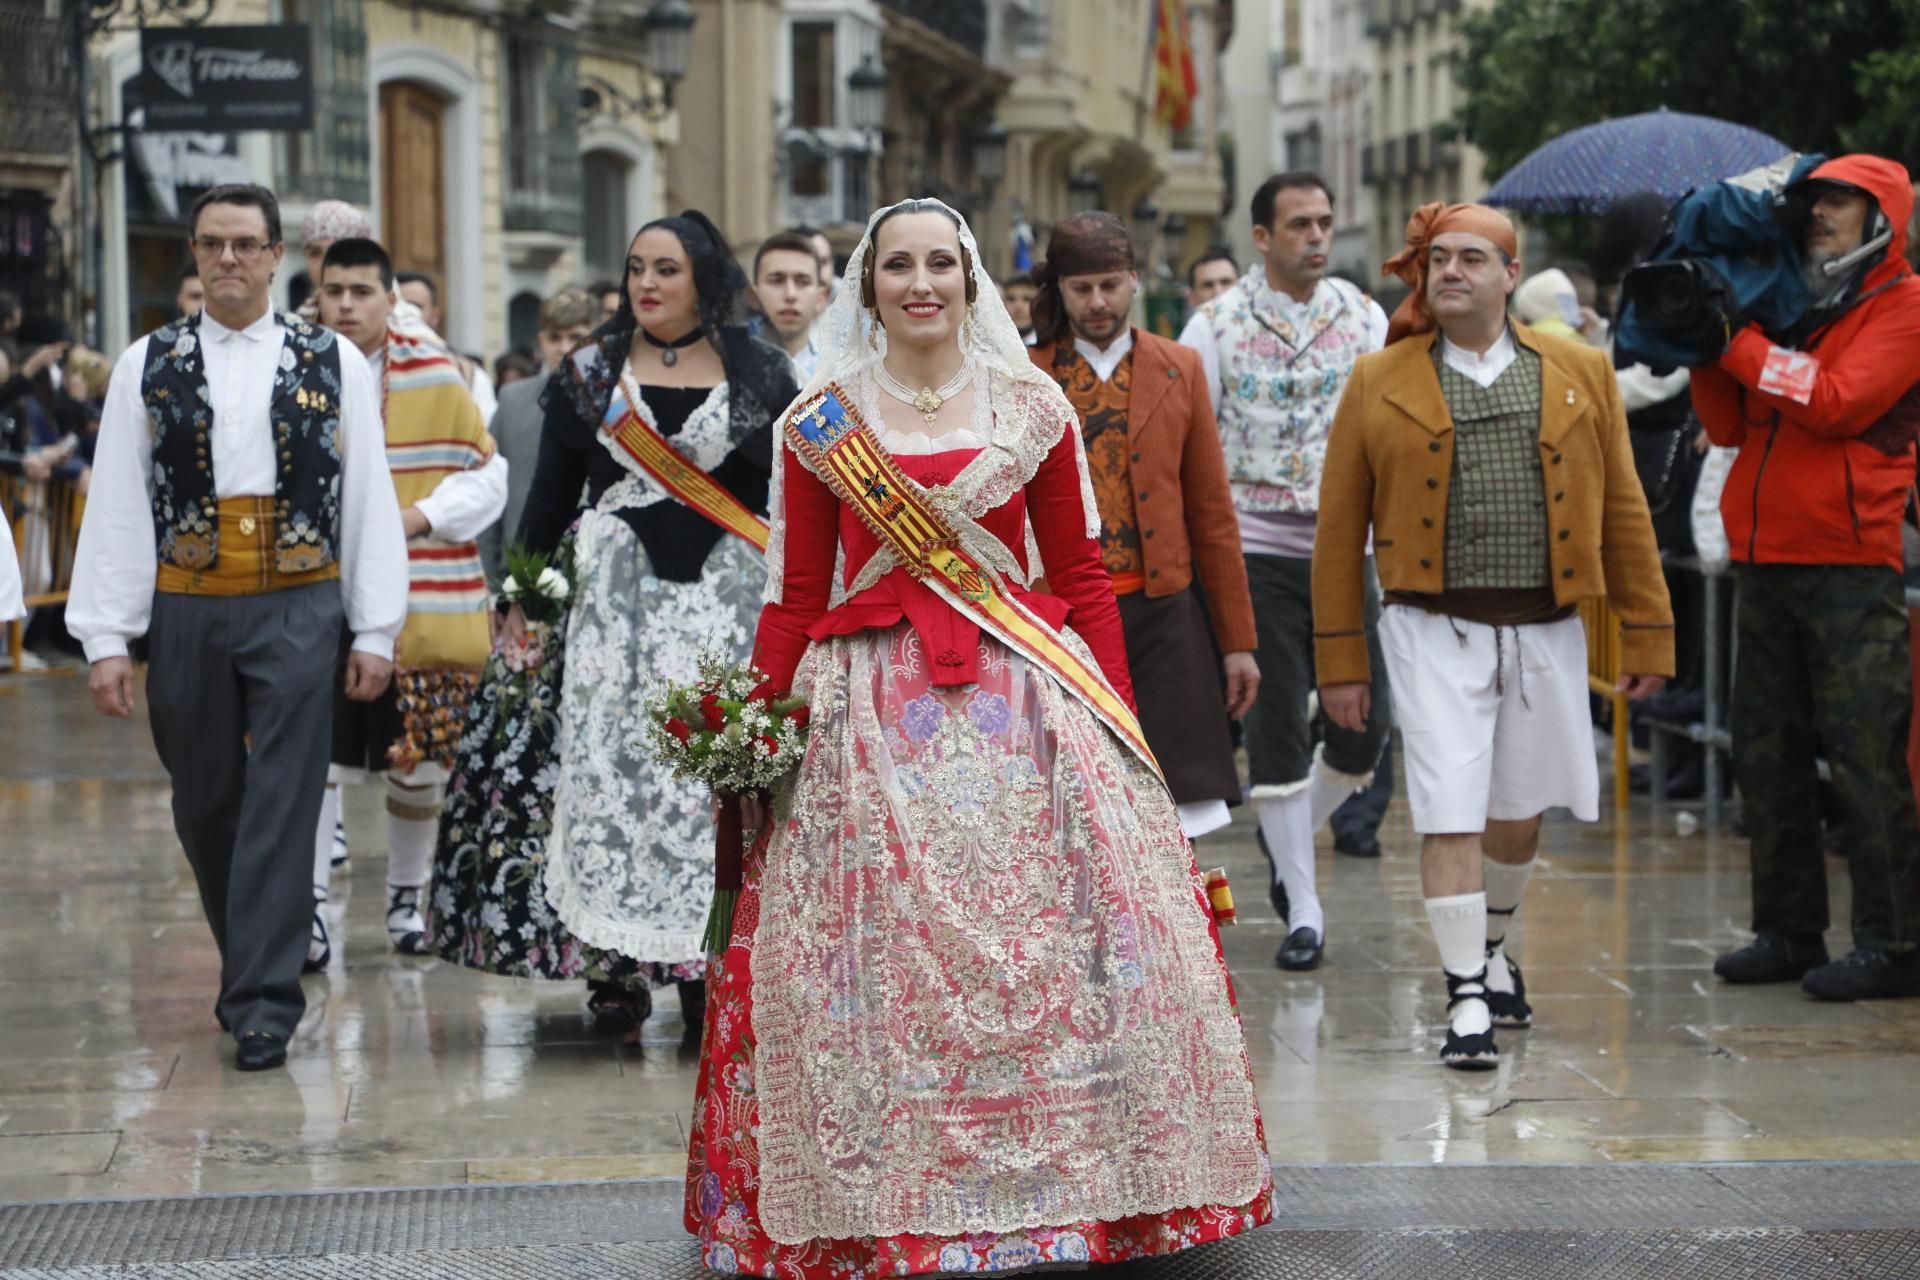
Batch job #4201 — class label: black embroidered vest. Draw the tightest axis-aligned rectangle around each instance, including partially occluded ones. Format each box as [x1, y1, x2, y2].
[140, 310, 345, 572]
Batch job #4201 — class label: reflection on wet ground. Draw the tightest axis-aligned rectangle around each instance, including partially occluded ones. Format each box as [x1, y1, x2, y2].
[4, 673, 1916, 1202]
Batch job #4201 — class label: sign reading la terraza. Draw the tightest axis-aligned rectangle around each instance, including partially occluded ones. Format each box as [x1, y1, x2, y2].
[139, 25, 314, 133]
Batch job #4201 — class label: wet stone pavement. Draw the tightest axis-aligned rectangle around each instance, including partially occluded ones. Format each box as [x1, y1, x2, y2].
[5, 670, 1920, 1203]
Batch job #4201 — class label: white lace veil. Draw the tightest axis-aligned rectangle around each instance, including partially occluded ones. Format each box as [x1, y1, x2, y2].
[766, 197, 1097, 604]
[796, 197, 1055, 401]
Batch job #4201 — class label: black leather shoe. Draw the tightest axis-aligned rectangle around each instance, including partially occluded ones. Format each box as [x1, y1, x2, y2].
[1440, 968, 1499, 1071]
[1333, 833, 1381, 859]
[1485, 951, 1532, 1029]
[1255, 828, 1289, 922]
[1713, 935, 1828, 984]
[586, 981, 652, 1037]
[1802, 949, 1920, 1001]
[234, 1032, 287, 1072]
[1277, 927, 1323, 971]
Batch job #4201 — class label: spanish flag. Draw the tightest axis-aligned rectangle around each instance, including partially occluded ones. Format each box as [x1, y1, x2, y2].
[1152, 0, 1198, 132]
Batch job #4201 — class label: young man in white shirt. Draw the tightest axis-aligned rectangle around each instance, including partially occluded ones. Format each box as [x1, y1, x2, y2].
[1179, 173, 1391, 972]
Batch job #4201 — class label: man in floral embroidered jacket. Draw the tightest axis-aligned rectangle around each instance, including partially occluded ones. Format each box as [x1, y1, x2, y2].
[317, 237, 507, 965]
[1180, 172, 1392, 972]
[69, 184, 408, 1073]
[1028, 212, 1259, 841]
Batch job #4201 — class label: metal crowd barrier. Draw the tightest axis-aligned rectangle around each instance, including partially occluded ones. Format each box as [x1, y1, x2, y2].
[1641, 555, 1731, 829]
[3, 473, 85, 669]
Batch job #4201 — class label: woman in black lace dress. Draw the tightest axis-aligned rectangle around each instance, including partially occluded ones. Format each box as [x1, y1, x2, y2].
[430, 212, 798, 1044]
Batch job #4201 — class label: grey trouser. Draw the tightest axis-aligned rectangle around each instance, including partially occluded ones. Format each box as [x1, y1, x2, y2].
[146, 583, 343, 1038]
[1243, 552, 1392, 791]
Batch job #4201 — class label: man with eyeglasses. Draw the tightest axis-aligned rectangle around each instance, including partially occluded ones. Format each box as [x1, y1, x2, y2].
[68, 183, 409, 1073]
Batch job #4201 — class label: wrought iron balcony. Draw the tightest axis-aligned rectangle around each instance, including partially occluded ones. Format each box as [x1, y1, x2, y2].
[504, 128, 583, 236]
[1, 5, 75, 162]
[878, 0, 986, 57]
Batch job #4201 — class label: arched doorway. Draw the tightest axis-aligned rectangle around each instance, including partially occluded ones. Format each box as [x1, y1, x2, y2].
[379, 81, 447, 286]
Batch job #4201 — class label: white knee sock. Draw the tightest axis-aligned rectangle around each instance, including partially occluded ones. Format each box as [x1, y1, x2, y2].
[313, 784, 339, 899]
[385, 779, 442, 891]
[1426, 891, 1491, 1036]
[1482, 856, 1536, 994]
[1307, 751, 1372, 832]
[1256, 791, 1323, 936]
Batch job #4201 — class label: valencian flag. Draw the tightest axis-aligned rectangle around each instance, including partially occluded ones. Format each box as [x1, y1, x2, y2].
[1151, 0, 1198, 132]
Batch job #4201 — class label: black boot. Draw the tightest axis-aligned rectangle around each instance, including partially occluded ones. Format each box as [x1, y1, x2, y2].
[1713, 935, 1828, 984]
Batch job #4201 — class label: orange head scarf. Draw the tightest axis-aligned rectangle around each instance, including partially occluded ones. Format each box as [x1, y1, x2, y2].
[1381, 202, 1520, 344]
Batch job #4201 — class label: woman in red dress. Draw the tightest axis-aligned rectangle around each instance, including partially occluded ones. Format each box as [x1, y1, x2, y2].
[685, 198, 1273, 1276]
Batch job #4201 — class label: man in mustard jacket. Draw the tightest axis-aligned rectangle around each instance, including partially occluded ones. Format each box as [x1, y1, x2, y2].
[1313, 203, 1673, 1070]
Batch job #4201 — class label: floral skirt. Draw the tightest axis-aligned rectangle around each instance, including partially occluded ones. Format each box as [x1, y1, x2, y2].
[685, 625, 1273, 1276]
[428, 540, 698, 989]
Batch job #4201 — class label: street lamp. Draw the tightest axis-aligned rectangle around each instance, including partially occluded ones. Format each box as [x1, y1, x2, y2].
[847, 55, 889, 135]
[972, 123, 1009, 187]
[642, 0, 697, 93]
[1067, 170, 1103, 215]
[1129, 197, 1160, 253]
[1162, 211, 1188, 275]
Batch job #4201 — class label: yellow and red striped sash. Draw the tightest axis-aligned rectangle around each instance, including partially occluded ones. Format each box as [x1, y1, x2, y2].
[602, 391, 770, 553]
[786, 384, 1160, 777]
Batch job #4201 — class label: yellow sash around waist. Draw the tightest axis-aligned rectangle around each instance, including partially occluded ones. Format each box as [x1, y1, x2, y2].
[155, 497, 341, 597]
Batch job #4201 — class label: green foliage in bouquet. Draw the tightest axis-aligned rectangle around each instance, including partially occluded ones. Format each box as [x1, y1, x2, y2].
[648, 653, 811, 954]
[500, 541, 576, 625]
[646, 653, 811, 795]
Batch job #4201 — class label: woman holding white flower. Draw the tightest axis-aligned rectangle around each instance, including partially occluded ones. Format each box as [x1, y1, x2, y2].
[430, 212, 797, 1044]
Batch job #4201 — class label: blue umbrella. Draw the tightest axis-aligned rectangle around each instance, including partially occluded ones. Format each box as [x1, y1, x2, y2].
[1482, 109, 1791, 215]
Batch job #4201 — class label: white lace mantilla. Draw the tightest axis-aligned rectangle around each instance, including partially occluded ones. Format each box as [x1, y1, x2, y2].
[764, 196, 1098, 606]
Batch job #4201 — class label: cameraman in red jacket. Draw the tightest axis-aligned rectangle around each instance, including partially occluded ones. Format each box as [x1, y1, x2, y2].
[1693, 154, 1920, 1001]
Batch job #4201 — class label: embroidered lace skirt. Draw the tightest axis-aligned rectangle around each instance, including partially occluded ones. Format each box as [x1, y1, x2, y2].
[541, 509, 764, 968]
[685, 624, 1273, 1277]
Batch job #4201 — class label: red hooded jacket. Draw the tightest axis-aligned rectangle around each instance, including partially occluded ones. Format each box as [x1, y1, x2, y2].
[1693, 155, 1920, 570]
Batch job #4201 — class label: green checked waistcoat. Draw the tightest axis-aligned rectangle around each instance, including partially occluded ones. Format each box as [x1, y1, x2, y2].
[1435, 340, 1550, 590]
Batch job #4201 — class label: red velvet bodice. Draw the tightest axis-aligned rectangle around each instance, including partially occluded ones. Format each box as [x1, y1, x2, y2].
[754, 427, 1136, 708]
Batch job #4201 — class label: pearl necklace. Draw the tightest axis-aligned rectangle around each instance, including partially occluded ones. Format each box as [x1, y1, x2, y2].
[876, 359, 972, 423]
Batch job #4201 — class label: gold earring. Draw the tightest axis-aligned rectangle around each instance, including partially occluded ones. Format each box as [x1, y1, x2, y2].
[867, 312, 881, 350]
[961, 303, 977, 349]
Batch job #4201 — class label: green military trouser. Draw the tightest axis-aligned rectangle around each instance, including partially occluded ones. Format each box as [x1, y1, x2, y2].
[1733, 564, 1920, 950]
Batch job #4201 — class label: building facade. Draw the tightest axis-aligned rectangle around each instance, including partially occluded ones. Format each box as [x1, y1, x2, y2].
[89, 0, 678, 357]
[1362, 0, 1487, 272]
[0, 1, 81, 335]
[63, 1, 1253, 356]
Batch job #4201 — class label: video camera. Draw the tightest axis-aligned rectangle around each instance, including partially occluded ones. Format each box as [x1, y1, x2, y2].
[1611, 153, 1889, 371]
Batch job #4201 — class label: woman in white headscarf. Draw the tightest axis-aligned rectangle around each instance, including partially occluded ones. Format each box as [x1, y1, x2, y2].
[684, 199, 1272, 1276]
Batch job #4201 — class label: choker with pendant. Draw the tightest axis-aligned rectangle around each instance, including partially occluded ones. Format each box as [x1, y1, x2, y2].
[639, 324, 705, 367]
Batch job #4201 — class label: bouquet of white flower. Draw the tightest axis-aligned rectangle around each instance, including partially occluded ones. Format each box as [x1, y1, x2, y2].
[497, 543, 574, 673]
[500, 545, 572, 623]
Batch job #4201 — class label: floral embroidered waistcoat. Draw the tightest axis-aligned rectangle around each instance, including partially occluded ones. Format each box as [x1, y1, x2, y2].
[1202, 271, 1373, 516]
[140, 310, 345, 573]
